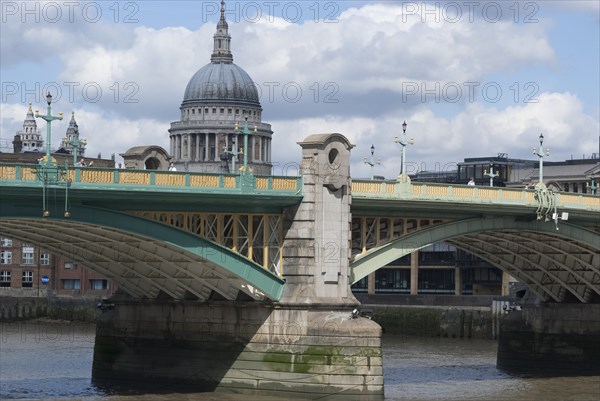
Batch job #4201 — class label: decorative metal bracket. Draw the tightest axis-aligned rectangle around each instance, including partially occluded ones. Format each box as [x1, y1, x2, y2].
[36, 162, 72, 217]
[534, 187, 554, 222]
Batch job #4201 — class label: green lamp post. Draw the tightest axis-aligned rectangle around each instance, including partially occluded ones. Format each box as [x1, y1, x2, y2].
[64, 123, 87, 166]
[234, 117, 256, 175]
[394, 121, 414, 183]
[363, 144, 381, 180]
[484, 164, 499, 187]
[35, 92, 63, 168]
[533, 133, 550, 188]
[34, 92, 63, 217]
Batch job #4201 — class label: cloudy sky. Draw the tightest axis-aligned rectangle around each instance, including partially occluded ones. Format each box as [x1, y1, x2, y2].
[1, 0, 598, 178]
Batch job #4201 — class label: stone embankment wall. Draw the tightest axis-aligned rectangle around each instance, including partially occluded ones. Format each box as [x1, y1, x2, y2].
[0, 297, 100, 322]
[497, 303, 600, 375]
[365, 305, 493, 340]
[356, 294, 498, 340]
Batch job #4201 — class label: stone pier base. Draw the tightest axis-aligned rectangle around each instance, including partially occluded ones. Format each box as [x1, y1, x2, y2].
[497, 303, 600, 376]
[92, 301, 383, 400]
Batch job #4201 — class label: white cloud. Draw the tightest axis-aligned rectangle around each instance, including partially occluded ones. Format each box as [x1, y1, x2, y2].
[3, 2, 556, 119]
[1, 2, 596, 177]
[269, 92, 599, 179]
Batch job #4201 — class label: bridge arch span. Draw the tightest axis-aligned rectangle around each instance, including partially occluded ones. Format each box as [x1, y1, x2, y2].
[0, 205, 284, 302]
[351, 217, 599, 303]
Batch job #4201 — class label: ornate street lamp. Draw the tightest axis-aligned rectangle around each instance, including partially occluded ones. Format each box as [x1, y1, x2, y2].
[532, 133, 550, 187]
[234, 117, 256, 175]
[35, 92, 63, 168]
[64, 123, 87, 166]
[394, 121, 414, 182]
[363, 144, 381, 180]
[222, 138, 242, 173]
[35, 92, 63, 217]
[484, 164, 499, 187]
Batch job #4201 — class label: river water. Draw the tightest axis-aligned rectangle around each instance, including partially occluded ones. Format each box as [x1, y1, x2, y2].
[1, 321, 598, 401]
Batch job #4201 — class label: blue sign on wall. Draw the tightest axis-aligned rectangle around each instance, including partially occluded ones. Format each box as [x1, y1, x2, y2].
[41, 276, 49, 285]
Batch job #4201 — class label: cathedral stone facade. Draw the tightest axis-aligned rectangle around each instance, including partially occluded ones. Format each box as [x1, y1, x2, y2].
[12, 104, 43, 153]
[168, 1, 272, 175]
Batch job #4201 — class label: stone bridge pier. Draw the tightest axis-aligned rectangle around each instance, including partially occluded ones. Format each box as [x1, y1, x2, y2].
[497, 300, 600, 376]
[92, 134, 384, 400]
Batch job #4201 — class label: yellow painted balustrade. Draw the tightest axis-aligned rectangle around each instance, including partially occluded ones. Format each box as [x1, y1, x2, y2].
[21, 168, 37, 181]
[223, 176, 237, 189]
[155, 173, 185, 187]
[256, 177, 268, 190]
[80, 169, 113, 184]
[500, 189, 523, 201]
[118, 171, 150, 185]
[0, 166, 16, 180]
[272, 178, 300, 191]
[190, 175, 219, 188]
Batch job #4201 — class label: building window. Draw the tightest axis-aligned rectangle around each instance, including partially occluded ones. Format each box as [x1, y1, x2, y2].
[220, 108, 224, 114]
[205, 108, 209, 114]
[40, 254, 50, 265]
[0, 237, 12, 247]
[192, 109, 195, 114]
[212, 108, 217, 114]
[22, 271, 33, 288]
[228, 108, 232, 114]
[62, 279, 81, 290]
[375, 268, 410, 293]
[0, 271, 11, 287]
[22, 246, 34, 265]
[64, 262, 77, 270]
[418, 268, 455, 294]
[235, 109, 239, 115]
[90, 279, 109, 290]
[0, 251, 12, 264]
[573, 183, 579, 193]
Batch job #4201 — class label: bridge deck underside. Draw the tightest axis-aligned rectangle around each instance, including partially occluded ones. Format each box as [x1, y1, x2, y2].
[351, 217, 600, 303]
[0, 218, 283, 302]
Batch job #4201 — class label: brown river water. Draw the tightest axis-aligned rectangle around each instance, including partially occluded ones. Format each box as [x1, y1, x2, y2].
[1, 321, 598, 401]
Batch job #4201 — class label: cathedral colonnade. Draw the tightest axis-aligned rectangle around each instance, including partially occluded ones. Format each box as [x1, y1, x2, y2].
[170, 131, 272, 165]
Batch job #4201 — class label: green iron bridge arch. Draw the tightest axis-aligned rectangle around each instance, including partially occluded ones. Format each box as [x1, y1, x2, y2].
[0, 163, 299, 302]
[350, 180, 600, 303]
[0, 205, 284, 301]
[350, 217, 600, 303]
[1, 163, 599, 303]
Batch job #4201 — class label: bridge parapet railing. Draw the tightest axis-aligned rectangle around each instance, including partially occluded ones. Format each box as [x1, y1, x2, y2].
[352, 180, 599, 211]
[0, 163, 302, 195]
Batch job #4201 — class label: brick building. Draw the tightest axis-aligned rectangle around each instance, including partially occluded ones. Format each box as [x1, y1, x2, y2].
[0, 236, 115, 299]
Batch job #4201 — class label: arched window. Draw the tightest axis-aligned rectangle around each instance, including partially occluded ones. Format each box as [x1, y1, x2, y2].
[145, 157, 160, 170]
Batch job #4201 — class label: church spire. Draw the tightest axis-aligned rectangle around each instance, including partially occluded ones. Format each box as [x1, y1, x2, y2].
[211, 0, 233, 63]
[219, 0, 227, 26]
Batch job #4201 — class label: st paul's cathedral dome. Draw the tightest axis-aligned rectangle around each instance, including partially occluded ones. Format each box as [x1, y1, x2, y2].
[169, 1, 272, 175]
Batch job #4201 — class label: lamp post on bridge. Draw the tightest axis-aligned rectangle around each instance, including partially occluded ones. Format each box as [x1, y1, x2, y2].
[35, 92, 64, 217]
[533, 133, 550, 189]
[363, 145, 381, 180]
[394, 121, 414, 183]
[35, 92, 63, 168]
[222, 139, 242, 173]
[64, 124, 87, 166]
[484, 164, 499, 187]
[234, 117, 256, 175]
